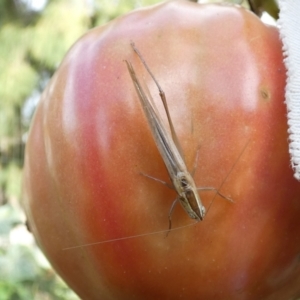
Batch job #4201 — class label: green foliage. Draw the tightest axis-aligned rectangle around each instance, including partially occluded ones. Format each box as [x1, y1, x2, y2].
[0, 24, 38, 137]
[91, 0, 163, 26]
[0, 0, 164, 144]
[29, 0, 90, 70]
[248, 0, 279, 19]
[0, 203, 80, 299]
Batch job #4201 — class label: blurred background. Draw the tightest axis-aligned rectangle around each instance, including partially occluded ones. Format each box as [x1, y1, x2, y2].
[0, 0, 277, 299]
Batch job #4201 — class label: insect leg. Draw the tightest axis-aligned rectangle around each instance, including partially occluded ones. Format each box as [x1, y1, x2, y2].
[140, 172, 173, 189]
[197, 187, 233, 202]
[167, 197, 179, 235]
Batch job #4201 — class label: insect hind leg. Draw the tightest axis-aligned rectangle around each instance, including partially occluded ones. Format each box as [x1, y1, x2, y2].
[167, 197, 179, 236]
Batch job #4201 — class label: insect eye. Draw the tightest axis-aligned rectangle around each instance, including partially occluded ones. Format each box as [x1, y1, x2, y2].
[180, 177, 188, 188]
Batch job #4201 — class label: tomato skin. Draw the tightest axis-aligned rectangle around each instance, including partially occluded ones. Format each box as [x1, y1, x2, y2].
[22, 1, 300, 299]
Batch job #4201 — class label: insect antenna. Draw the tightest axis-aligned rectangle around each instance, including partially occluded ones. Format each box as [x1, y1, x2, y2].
[62, 221, 197, 250]
[205, 140, 250, 215]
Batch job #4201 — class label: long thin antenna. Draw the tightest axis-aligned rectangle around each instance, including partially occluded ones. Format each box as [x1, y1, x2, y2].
[206, 140, 250, 213]
[62, 221, 197, 250]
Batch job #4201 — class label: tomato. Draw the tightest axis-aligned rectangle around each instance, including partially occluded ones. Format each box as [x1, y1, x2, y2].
[22, 1, 300, 299]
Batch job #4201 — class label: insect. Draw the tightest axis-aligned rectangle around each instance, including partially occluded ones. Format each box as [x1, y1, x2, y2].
[126, 42, 232, 231]
[63, 45, 248, 250]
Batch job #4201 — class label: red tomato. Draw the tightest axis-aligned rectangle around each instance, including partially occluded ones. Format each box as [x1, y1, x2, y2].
[22, 1, 300, 299]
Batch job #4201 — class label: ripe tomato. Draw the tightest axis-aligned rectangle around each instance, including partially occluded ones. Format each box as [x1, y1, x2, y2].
[22, 1, 300, 299]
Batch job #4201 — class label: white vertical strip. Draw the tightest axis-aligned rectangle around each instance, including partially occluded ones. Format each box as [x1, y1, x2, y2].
[278, 0, 300, 180]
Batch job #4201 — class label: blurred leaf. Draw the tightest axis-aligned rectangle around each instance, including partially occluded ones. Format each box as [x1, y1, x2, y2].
[29, 0, 90, 70]
[0, 245, 39, 282]
[91, 0, 162, 26]
[4, 164, 22, 198]
[0, 204, 22, 235]
[0, 25, 38, 138]
[248, 0, 279, 19]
